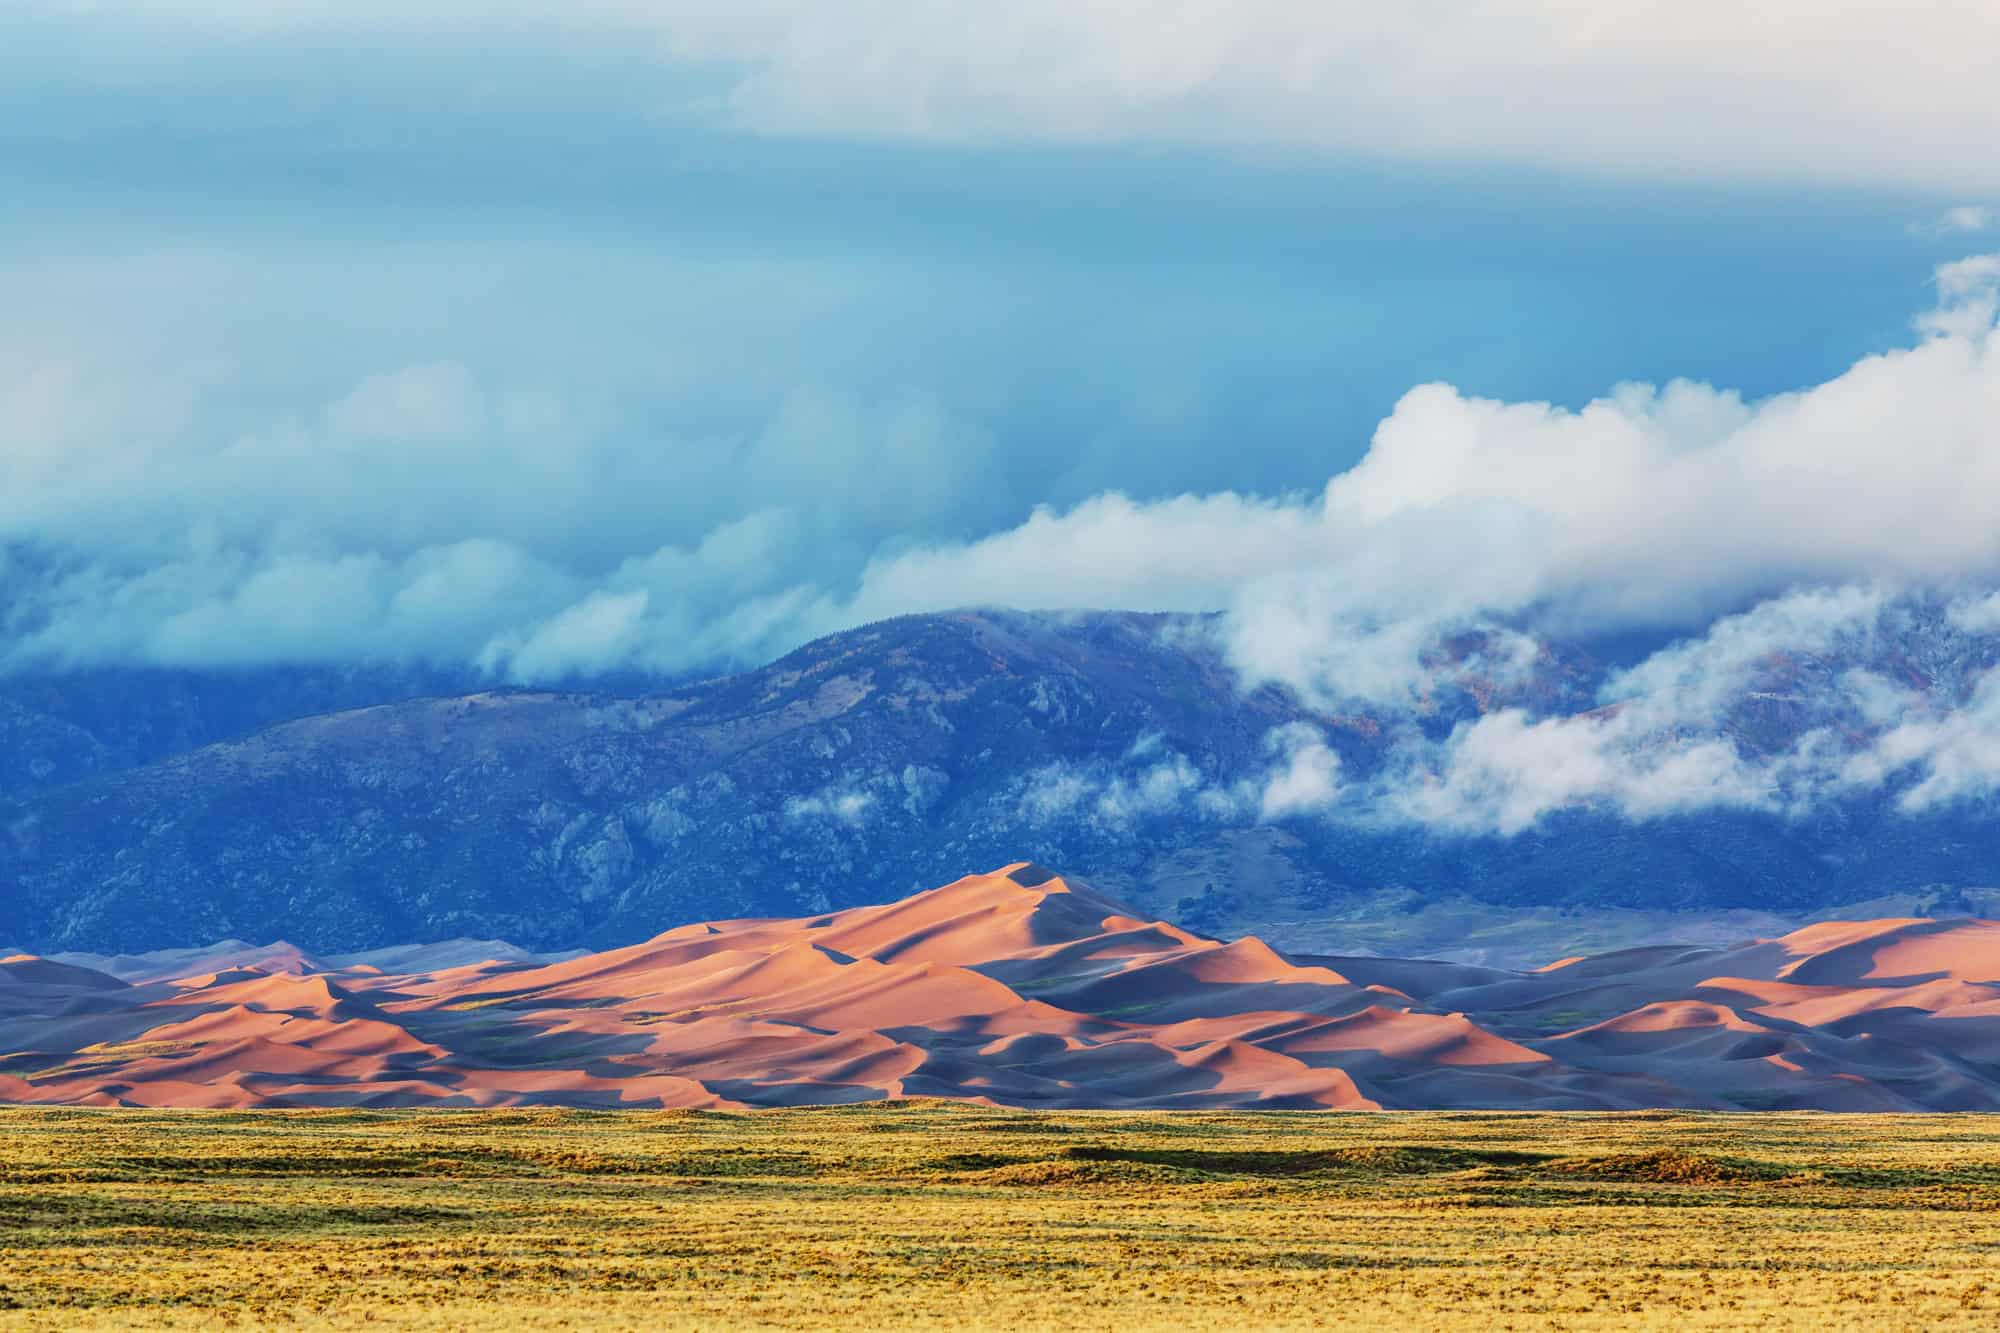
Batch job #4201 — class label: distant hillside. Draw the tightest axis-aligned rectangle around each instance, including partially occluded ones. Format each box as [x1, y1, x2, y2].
[0, 663, 486, 793]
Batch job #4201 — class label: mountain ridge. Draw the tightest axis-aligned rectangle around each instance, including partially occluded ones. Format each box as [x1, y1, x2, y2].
[7, 605, 2000, 957]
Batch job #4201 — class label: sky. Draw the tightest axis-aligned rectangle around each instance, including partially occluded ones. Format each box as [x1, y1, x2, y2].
[5, 3, 2000, 830]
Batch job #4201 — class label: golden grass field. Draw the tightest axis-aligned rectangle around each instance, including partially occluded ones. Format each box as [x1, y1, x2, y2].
[5, 1104, 2000, 1330]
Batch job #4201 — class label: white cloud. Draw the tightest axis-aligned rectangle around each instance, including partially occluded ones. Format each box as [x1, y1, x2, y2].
[147, 555, 389, 667]
[1356, 589, 2000, 834]
[1257, 724, 1343, 821]
[1017, 765, 1094, 823]
[23, 3, 2000, 193]
[819, 256, 2000, 713]
[1008, 728, 1347, 829]
[969, 582, 2000, 838]
[1918, 255, 2000, 340]
[484, 589, 650, 682]
[1378, 708, 1773, 836]
[783, 784, 877, 826]
[1928, 206, 1995, 236]
[1840, 669, 1921, 729]
[835, 491, 1323, 629]
[322, 363, 485, 444]
[1096, 754, 1205, 823]
[1601, 586, 1887, 724]
[1352, 596, 1892, 834]
[1948, 591, 2000, 635]
[1017, 752, 1216, 828]
[681, 2, 2000, 193]
[1837, 668, 2000, 813]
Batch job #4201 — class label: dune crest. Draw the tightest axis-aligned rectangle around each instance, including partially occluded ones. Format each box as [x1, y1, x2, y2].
[4, 865, 2000, 1111]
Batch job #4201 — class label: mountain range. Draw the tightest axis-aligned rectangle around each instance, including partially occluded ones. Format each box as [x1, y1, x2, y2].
[6, 864, 2000, 1111]
[5, 603, 2000, 960]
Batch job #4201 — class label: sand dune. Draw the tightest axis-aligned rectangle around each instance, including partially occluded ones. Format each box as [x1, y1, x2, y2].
[5, 862, 2000, 1110]
[2, 954, 129, 990]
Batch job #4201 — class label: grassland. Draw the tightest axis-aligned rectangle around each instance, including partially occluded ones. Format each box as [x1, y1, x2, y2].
[4, 1104, 2000, 1329]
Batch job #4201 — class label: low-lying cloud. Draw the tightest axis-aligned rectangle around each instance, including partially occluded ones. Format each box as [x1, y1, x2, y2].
[1304, 585, 2000, 834]
[1010, 728, 1343, 835]
[7, 254, 1998, 686]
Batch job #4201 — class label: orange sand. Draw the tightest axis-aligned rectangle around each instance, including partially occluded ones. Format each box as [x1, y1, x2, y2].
[6, 865, 2000, 1111]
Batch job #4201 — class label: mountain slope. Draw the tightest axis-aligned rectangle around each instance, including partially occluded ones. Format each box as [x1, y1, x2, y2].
[5, 606, 2000, 956]
[4, 612, 1313, 951]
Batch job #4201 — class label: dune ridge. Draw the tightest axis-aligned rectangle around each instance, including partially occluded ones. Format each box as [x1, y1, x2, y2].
[5, 863, 2000, 1111]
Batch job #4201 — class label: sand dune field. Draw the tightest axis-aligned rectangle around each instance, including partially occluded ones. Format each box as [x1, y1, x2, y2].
[8, 863, 2000, 1111]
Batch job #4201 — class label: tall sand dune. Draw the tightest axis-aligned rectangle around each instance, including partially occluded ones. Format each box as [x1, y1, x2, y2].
[6, 863, 2000, 1110]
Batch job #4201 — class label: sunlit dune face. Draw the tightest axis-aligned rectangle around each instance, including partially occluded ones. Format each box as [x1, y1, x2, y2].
[1858, 922, 2000, 984]
[4, 867, 2000, 1111]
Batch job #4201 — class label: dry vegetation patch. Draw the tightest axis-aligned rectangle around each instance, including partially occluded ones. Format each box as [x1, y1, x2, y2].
[2, 1106, 2000, 1329]
[1549, 1149, 1784, 1186]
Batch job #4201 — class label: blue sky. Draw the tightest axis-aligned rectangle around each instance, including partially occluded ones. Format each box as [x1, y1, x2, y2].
[2, 2, 1996, 680]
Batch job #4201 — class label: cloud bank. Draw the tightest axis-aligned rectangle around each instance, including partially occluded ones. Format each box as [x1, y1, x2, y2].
[6, 254, 1996, 697]
[830, 255, 2000, 679]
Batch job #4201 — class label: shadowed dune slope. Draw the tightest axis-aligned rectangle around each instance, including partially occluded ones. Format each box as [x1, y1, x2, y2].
[4, 865, 1999, 1111]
